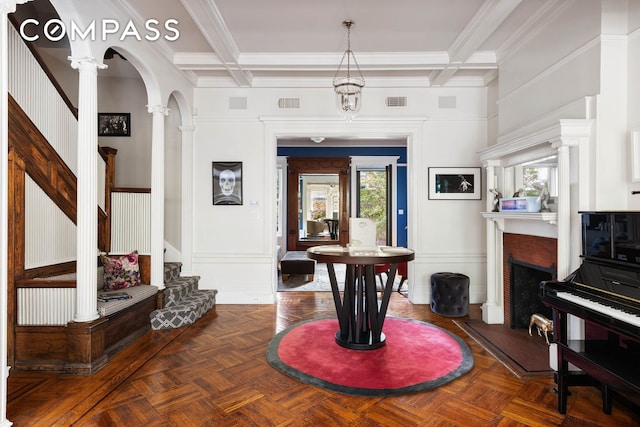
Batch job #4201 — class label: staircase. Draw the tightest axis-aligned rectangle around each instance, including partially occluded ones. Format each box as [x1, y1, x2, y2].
[150, 262, 218, 330]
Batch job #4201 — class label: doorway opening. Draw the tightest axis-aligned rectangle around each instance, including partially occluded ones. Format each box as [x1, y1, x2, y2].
[356, 166, 392, 246]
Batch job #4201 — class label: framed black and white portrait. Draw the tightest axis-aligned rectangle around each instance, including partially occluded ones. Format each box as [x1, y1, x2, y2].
[98, 113, 131, 137]
[212, 161, 242, 205]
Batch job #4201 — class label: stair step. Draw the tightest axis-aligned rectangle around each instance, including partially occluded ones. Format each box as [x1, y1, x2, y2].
[150, 290, 217, 330]
[150, 303, 199, 330]
[163, 276, 201, 307]
[150, 269, 217, 330]
[164, 262, 182, 283]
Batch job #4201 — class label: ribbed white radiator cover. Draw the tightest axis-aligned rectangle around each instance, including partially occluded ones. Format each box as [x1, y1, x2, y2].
[17, 288, 76, 326]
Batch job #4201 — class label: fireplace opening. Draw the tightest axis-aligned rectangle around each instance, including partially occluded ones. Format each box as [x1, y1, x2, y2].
[509, 258, 555, 329]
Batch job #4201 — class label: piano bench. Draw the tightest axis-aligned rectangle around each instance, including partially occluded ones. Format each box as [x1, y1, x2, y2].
[430, 272, 470, 317]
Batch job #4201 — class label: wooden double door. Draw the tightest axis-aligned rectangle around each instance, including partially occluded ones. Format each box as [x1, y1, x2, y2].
[286, 157, 350, 251]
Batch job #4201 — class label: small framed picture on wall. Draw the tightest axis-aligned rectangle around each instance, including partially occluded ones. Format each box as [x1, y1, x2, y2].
[212, 161, 243, 205]
[428, 167, 481, 200]
[98, 113, 131, 137]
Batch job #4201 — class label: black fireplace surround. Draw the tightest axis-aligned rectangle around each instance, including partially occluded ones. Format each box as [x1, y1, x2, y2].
[509, 257, 555, 329]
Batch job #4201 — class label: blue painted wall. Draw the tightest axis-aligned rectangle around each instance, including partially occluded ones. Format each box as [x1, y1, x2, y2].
[278, 146, 408, 247]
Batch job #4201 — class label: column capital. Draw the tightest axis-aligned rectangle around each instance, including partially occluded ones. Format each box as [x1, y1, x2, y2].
[550, 119, 593, 149]
[0, 0, 30, 14]
[551, 139, 575, 150]
[68, 56, 107, 72]
[178, 125, 196, 133]
[147, 104, 169, 116]
[483, 159, 502, 168]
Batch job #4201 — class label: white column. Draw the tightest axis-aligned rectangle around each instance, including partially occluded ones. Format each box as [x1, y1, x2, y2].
[179, 125, 195, 276]
[2, 3, 30, 425]
[482, 160, 504, 324]
[70, 56, 106, 322]
[553, 139, 585, 342]
[0, 10, 11, 427]
[149, 105, 169, 289]
[553, 142, 571, 280]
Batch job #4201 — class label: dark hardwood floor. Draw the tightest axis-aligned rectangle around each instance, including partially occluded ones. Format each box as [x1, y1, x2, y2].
[7, 292, 639, 426]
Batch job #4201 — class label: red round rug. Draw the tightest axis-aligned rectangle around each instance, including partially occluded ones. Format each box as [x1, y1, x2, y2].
[266, 317, 474, 396]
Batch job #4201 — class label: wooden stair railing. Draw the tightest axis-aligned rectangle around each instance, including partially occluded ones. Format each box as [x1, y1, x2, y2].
[8, 95, 77, 223]
[6, 22, 156, 373]
[7, 96, 119, 369]
[8, 95, 115, 255]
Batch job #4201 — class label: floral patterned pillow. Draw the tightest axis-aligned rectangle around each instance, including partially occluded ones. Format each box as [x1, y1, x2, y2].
[100, 251, 141, 290]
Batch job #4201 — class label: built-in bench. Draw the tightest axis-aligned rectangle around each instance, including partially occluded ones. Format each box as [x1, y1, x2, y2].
[14, 256, 160, 375]
[96, 262, 158, 317]
[97, 284, 159, 316]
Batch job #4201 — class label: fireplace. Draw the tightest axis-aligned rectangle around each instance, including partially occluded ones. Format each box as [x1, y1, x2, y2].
[509, 258, 554, 329]
[503, 233, 557, 329]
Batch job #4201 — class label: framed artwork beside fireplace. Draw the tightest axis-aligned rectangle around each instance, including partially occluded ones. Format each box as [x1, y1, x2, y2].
[428, 167, 481, 200]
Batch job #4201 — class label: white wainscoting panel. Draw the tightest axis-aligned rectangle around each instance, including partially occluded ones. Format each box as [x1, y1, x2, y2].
[25, 176, 77, 269]
[8, 25, 77, 172]
[17, 287, 76, 325]
[111, 192, 151, 254]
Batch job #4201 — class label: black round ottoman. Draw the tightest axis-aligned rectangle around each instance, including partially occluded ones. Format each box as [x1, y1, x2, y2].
[430, 272, 469, 317]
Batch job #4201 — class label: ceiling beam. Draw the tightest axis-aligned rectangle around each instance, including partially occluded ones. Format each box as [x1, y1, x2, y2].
[178, 0, 253, 86]
[431, 0, 522, 86]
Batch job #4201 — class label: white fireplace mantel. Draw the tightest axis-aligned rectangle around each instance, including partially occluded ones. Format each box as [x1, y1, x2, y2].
[481, 212, 558, 229]
[479, 118, 593, 324]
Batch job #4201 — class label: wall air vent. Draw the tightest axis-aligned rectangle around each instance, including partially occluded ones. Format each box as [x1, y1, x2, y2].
[229, 97, 247, 110]
[385, 96, 407, 107]
[277, 97, 300, 109]
[438, 96, 457, 109]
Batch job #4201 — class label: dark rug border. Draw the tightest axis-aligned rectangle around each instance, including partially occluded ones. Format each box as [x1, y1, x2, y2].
[453, 319, 554, 378]
[266, 317, 474, 397]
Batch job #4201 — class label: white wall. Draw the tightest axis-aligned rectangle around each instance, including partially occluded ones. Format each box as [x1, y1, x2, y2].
[414, 118, 487, 305]
[594, 32, 628, 209]
[487, 78, 499, 147]
[191, 86, 488, 304]
[192, 118, 273, 303]
[498, 1, 601, 136]
[497, 0, 637, 212]
[164, 94, 182, 257]
[627, 1, 640, 209]
[97, 75, 152, 188]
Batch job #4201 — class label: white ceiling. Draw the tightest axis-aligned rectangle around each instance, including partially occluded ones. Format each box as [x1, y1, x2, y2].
[23, 0, 565, 88]
[140, 0, 559, 88]
[17, 0, 566, 146]
[74, 0, 563, 87]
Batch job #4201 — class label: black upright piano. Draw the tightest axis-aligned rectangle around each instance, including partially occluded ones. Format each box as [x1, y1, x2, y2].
[541, 211, 640, 414]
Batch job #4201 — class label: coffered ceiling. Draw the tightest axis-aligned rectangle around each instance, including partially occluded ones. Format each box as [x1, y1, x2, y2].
[13, 0, 568, 146]
[24, 0, 566, 88]
[139, 0, 562, 88]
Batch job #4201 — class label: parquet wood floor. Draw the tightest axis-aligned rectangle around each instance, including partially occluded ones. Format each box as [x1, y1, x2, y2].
[7, 292, 639, 426]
